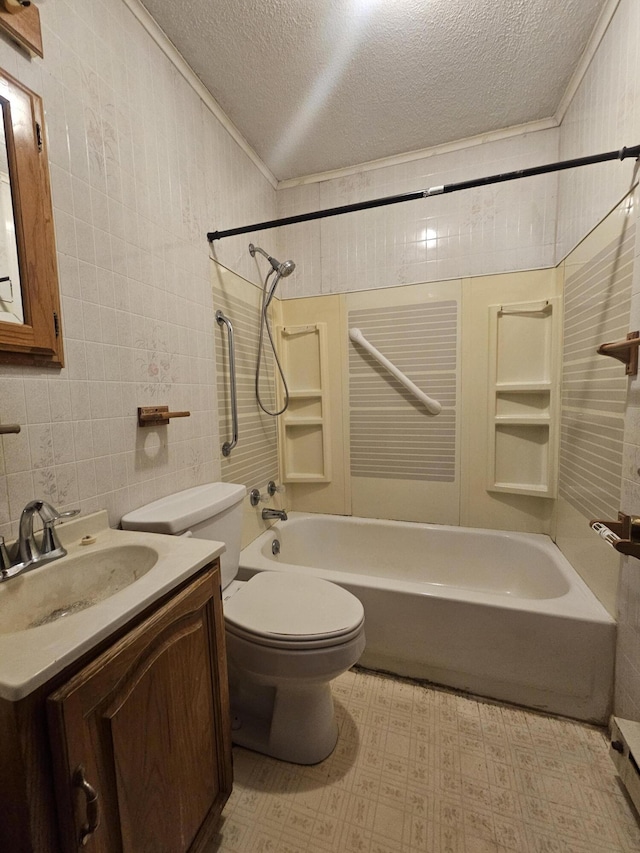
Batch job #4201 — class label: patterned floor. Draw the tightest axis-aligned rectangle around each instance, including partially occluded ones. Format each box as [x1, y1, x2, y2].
[208, 668, 640, 852]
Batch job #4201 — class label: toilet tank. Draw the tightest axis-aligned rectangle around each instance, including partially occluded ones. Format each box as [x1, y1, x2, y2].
[121, 483, 246, 589]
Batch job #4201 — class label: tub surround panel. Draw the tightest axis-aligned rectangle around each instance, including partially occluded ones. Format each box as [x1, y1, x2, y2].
[618, 185, 640, 719]
[554, 497, 620, 618]
[213, 264, 278, 489]
[559, 204, 634, 522]
[554, 195, 635, 617]
[460, 270, 560, 533]
[486, 296, 561, 500]
[348, 301, 457, 482]
[346, 281, 461, 525]
[351, 476, 461, 528]
[278, 295, 350, 516]
[211, 263, 285, 548]
[283, 271, 564, 532]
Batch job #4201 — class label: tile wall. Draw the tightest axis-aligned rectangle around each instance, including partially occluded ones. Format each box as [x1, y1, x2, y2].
[276, 129, 559, 298]
[557, 0, 640, 263]
[0, 0, 275, 538]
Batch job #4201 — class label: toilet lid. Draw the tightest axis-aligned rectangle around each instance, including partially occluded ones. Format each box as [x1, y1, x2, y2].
[224, 571, 364, 646]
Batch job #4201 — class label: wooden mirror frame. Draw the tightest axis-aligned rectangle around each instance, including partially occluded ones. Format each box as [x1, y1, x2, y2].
[0, 68, 63, 367]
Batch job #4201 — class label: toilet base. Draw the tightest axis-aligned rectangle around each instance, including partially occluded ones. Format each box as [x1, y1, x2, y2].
[230, 676, 339, 765]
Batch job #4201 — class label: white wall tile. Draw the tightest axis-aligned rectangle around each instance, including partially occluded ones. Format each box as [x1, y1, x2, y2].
[0, 0, 275, 530]
[276, 131, 559, 298]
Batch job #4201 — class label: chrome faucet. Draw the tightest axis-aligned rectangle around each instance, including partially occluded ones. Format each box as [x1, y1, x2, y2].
[261, 507, 288, 522]
[0, 500, 79, 581]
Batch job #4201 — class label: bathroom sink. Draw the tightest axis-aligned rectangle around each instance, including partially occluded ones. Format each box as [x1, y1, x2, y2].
[0, 544, 159, 633]
[0, 509, 226, 701]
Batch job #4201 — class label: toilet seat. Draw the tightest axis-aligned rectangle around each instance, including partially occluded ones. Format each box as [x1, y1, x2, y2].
[224, 571, 364, 651]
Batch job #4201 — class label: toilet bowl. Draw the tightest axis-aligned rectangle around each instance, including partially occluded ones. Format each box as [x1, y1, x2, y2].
[121, 483, 365, 764]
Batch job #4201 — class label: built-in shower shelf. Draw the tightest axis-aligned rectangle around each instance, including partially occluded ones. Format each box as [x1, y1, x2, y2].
[487, 298, 560, 499]
[492, 482, 550, 494]
[494, 382, 552, 392]
[494, 416, 550, 425]
[277, 323, 331, 484]
[283, 417, 324, 426]
[282, 472, 327, 482]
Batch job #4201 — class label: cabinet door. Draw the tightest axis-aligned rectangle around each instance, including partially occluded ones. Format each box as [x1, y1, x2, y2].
[47, 567, 232, 853]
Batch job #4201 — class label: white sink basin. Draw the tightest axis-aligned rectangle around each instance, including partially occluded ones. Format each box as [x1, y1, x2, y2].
[0, 544, 159, 633]
[0, 510, 225, 701]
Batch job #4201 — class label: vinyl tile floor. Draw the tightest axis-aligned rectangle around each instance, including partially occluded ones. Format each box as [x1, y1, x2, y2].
[208, 668, 640, 852]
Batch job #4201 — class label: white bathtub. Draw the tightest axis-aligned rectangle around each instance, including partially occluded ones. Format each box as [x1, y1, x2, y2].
[239, 512, 615, 723]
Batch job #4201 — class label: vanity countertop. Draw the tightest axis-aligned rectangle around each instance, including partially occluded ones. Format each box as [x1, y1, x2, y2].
[0, 510, 225, 701]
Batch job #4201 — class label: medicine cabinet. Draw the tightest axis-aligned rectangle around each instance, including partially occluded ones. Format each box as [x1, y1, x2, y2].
[0, 67, 63, 366]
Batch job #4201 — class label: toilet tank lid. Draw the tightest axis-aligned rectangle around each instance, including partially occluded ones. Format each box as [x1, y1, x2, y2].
[121, 483, 246, 534]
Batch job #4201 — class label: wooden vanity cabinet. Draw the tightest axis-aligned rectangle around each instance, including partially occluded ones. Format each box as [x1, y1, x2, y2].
[0, 562, 232, 853]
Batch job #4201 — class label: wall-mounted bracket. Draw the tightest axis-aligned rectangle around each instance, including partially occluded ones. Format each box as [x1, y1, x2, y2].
[597, 331, 640, 376]
[590, 512, 640, 559]
[137, 406, 190, 427]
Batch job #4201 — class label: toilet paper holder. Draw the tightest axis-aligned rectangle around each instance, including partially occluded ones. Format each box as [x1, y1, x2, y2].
[589, 512, 640, 559]
[137, 406, 190, 427]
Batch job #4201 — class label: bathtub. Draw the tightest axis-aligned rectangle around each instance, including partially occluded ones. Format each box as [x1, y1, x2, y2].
[239, 512, 615, 723]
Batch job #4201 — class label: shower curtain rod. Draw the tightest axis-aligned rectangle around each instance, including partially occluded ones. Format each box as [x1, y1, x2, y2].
[207, 144, 640, 242]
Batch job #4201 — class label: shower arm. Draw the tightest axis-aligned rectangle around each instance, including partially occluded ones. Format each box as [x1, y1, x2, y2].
[207, 144, 640, 241]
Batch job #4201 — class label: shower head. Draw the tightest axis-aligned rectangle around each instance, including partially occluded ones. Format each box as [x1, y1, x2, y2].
[249, 243, 295, 278]
[277, 259, 296, 277]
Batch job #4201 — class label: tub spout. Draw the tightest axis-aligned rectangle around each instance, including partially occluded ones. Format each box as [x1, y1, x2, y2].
[262, 508, 288, 522]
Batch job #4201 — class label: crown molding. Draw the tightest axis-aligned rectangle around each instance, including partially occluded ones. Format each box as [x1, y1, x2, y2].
[277, 118, 559, 189]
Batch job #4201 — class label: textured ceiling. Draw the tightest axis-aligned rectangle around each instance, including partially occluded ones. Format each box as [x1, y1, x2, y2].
[140, 0, 608, 181]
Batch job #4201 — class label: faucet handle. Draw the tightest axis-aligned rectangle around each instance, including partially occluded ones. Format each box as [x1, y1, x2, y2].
[267, 481, 286, 497]
[249, 488, 270, 506]
[40, 505, 80, 555]
[36, 501, 77, 524]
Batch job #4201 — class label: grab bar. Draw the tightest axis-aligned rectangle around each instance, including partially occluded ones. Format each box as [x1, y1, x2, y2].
[349, 327, 442, 415]
[216, 310, 239, 456]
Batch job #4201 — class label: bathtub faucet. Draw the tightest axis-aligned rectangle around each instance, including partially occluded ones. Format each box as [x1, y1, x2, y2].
[262, 508, 288, 522]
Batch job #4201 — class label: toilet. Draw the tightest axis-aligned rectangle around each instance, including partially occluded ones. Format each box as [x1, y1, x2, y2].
[121, 482, 365, 764]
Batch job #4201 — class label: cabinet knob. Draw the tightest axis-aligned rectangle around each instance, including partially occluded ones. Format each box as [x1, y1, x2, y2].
[73, 765, 100, 846]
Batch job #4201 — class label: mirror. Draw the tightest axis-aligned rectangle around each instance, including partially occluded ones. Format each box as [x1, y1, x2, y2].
[0, 67, 63, 366]
[0, 110, 23, 325]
